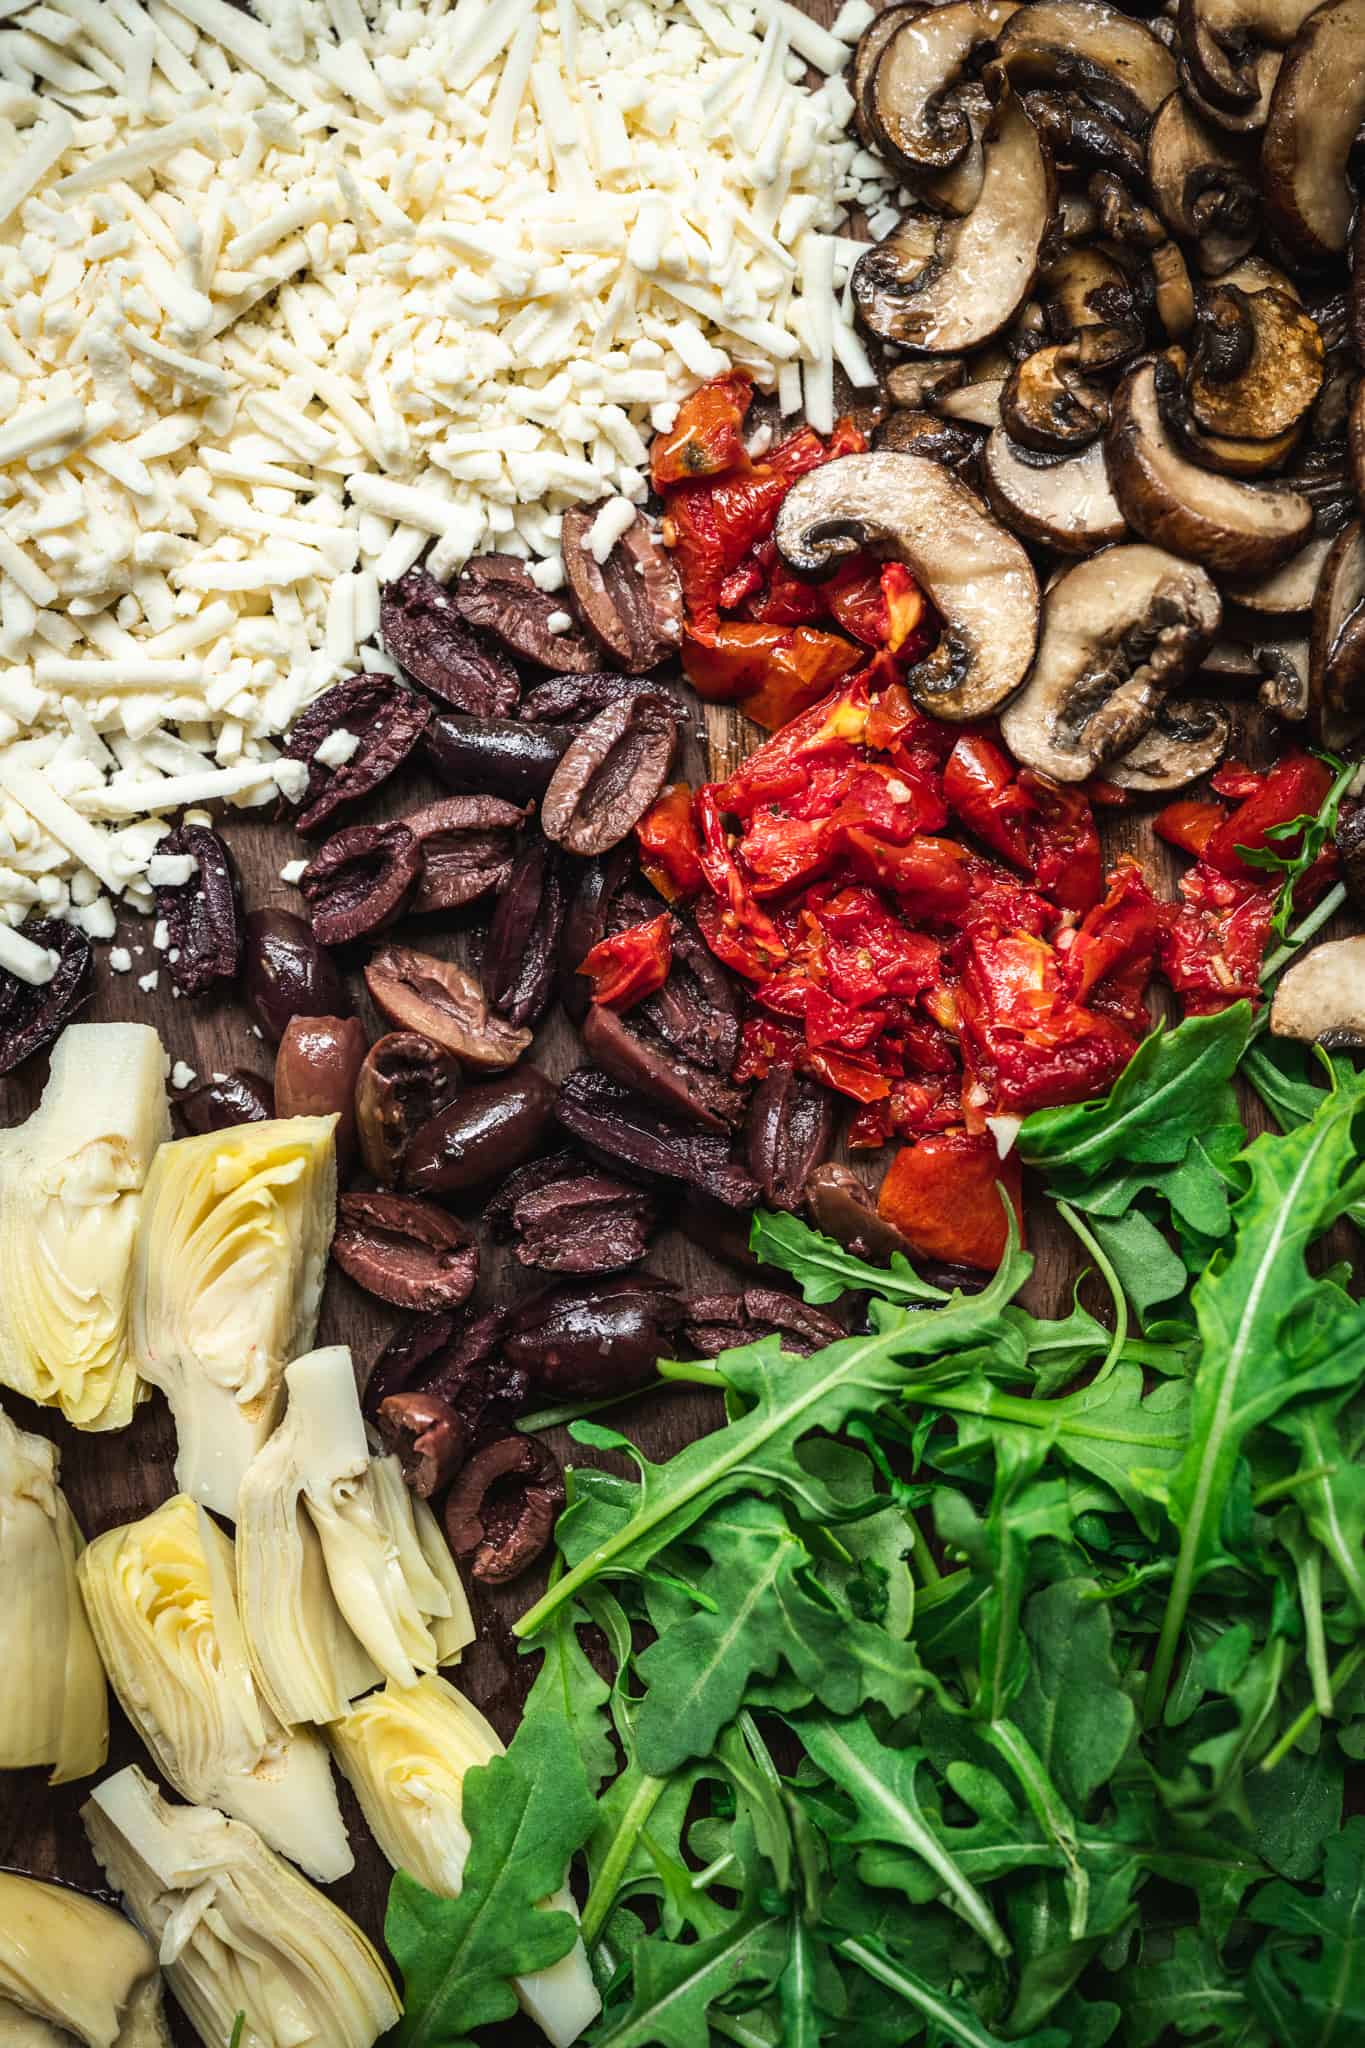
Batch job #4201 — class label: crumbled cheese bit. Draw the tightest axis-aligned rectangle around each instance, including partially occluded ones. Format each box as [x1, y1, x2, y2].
[986, 1115, 1024, 1160]
[0, 920, 58, 985]
[146, 852, 198, 888]
[587, 496, 637, 566]
[312, 727, 361, 770]
[170, 1059, 197, 1091]
[280, 858, 307, 883]
[109, 945, 133, 974]
[545, 610, 574, 636]
[138, 968, 160, 992]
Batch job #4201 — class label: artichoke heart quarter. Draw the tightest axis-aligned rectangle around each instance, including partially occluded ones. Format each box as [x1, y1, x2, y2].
[330, 1677, 600, 2048]
[236, 1346, 473, 1725]
[132, 1116, 337, 1517]
[0, 1869, 170, 2047]
[0, 1023, 169, 1432]
[77, 1492, 352, 1883]
[0, 1400, 107, 1783]
[82, 1766, 399, 2048]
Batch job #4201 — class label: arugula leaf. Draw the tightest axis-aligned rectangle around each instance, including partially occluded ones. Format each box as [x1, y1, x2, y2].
[1017, 1006, 1252, 1181]
[515, 1239, 1030, 1640]
[749, 1208, 948, 1305]
[1013, 1579, 1136, 1813]
[383, 1711, 596, 2048]
[1250, 1816, 1365, 2042]
[592, 1913, 789, 2046]
[837, 1937, 1066, 2048]
[1144, 1072, 1365, 1720]
[521, 1586, 616, 1793]
[1117, 1929, 1262, 2047]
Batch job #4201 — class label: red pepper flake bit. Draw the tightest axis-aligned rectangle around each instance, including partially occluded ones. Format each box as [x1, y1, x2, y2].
[578, 913, 673, 1011]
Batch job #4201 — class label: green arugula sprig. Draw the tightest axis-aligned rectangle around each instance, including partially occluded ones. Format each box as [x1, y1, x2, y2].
[1234, 753, 1354, 944]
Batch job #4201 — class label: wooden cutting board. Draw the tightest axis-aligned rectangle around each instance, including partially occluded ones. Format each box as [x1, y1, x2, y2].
[0, 4, 1225, 2042]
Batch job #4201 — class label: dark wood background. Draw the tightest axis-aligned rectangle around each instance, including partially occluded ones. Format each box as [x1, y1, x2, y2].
[0, 3, 1277, 2041]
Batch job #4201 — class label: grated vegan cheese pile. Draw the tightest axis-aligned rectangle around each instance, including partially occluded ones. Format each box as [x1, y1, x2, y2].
[0, 0, 890, 964]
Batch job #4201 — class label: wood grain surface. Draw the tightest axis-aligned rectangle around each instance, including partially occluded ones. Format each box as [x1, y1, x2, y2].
[0, 4, 1282, 2043]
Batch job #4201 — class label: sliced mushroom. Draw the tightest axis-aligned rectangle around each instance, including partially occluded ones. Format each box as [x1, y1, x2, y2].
[1270, 937, 1365, 1048]
[887, 356, 966, 408]
[1146, 90, 1259, 275]
[1150, 238, 1197, 339]
[1106, 696, 1232, 787]
[852, 91, 1055, 354]
[1104, 358, 1313, 574]
[1039, 244, 1143, 357]
[934, 377, 1007, 427]
[1178, 0, 1321, 112]
[1000, 543, 1221, 778]
[1167, 397, 1304, 477]
[774, 450, 1040, 720]
[1216, 252, 1302, 301]
[1185, 285, 1324, 440]
[1350, 380, 1365, 508]
[1177, 47, 1281, 131]
[982, 429, 1128, 551]
[1226, 532, 1334, 613]
[1261, 0, 1365, 266]
[1024, 88, 1148, 180]
[1200, 637, 1265, 684]
[870, 3, 1017, 189]
[854, 0, 921, 150]
[1254, 634, 1311, 718]
[876, 408, 983, 479]
[996, 0, 1179, 131]
[1309, 520, 1365, 749]
[1001, 340, 1110, 448]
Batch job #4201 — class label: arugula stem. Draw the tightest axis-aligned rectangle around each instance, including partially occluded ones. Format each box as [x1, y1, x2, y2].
[581, 1769, 669, 1948]
[656, 1359, 725, 1388]
[1252, 1466, 1336, 1508]
[1260, 881, 1347, 982]
[1296, 1542, 1333, 1717]
[836, 1939, 1013, 2048]
[690, 1850, 736, 1892]
[906, 1510, 942, 1587]
[518, 1384, 680, 1434]
[1055, 1201, 1127, 1381]
[1259, 1644, 1365, 1773]
[985, 1720, 1089, 1941]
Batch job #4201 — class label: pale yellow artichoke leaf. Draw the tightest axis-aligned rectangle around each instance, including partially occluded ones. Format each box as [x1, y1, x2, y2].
[0, 1868, 170, 2047]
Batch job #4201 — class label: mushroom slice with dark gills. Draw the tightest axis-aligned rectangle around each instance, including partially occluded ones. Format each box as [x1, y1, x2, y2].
[868, 1, 1019, 212]
[1184, 285, 1324, 442]
[995, 0, 1178, 130]
[853, 0, 921, 150]
[1261, 0, 1365, 266]
[1104, 358, 1312, 576]
[1000, 544, 1221, 780]
[852, 90, 1055, 356]
[1177, 45, 1281, 133]
[1146, 89, 1259, 275]
[1001, 341, 1109, 451]
[1270, 937, 1365, 1050]
[774, 450, 1040, 721]
[1177, 0, 1321, 112]
[1106, 697, 1232, 789]
[1308, 521, 1365, 751]
[982, 430, 1128, 553]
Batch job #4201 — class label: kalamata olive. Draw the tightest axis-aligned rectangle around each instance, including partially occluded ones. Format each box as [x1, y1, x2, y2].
[363, 1310, 461, 1424]
[0, 921, 91, 1075]
[520, 672, 686, 725]
[332, 1190, 479, 1311]
[381, 568, 520, 716]
[362, 1306, 531, 1444]
[355, 1032, 461, 1184]
[483, 839, 566, 1030]
[403, 1067, 557, 1195]
[365, 945, 530, 1069]
[680, 1288, 845, 1358]
[281, 673, 431, 834]
[804, 1164, 917, 1265]
[487, 1149, 658, 1273]
[541, 693, 680, 856]
[405, 796, 525, 916]
[425, 713, 573, 803]
[558, 847, 652, 1025]
[745, 1066, 836, 1211]
[443, 1436, 565, 1584]
[555, 1067, 759, 1209]
[582, 1003, 745, 1132]
[503, 1275, 682, 1397]
[376, 1392, 467, 1497]
[242, 909, 351, 1044]
[455, 555, 598, 671]
[175, 1069, 274, 1135]
[559, 506, 683, 672]
[299, 822, 422, 945]
[274, 1015, 368, 1166]
[644, 915, 741, 1077]
[153, 824, 242, 996]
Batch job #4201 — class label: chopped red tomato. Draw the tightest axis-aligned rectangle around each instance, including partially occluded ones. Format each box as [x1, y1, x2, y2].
[650, 370, 754, 488]
[682, 622, 862, 726]
[1022, 771, 1103, 914]
[1202, 752, 1333, 879]
[944, 733, 1034, 868]
[578, 913, 673, 1010]
[636, 783, 705, 901]
[877, 1130, 1024, 1271]
[1154, 798, 1225, 861]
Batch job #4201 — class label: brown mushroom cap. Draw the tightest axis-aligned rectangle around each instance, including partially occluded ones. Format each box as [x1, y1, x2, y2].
[1261, 0, 1365, 266]
[1177, 0, 1321, 112]
[1178, 46, 1281, 131]
[852, 91, 1054, 354]
[1000, 543, 1221, 779]
[996, 0, 1178, 131]
[1309, 520, 1365, 750]
[982, 430, 1128, 552]
[1185, 286, 1324, 441]
[1001, 341, 1109, 449]
[853, 0, 921, 151]
[870, 1, 1018, 182]
[774, 449, 1040, 721]
[1349, 380, 1365, 509]
[1106, 697, 1232, 788]
[1269, 936, 1365, 1048]
[1226, 533, 1334, 614]
[1104, 358, 1313, 574]
[1146, 90, 1259, 276]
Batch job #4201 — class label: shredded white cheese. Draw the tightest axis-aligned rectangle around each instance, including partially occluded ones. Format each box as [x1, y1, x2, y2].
[0, 0, 887, 935]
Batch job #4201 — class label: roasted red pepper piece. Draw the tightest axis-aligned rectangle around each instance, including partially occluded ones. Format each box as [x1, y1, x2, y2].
[636, 783, 705, 901]
[877, 1130, 1024, 1270]
[578, 913, 673, 1010]
[682, 622, 862, 726]
[845, 831, 975, 920]
[651, 370, 754, 488]
[1154, 798, 1225, 860]
[1061, 859, 1164, 1031]
[944, 734, 1034, 868]
[1021, 770, 1103, 914]
[1201, 752, 1333, 879]
[714, 677, 873, 815]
